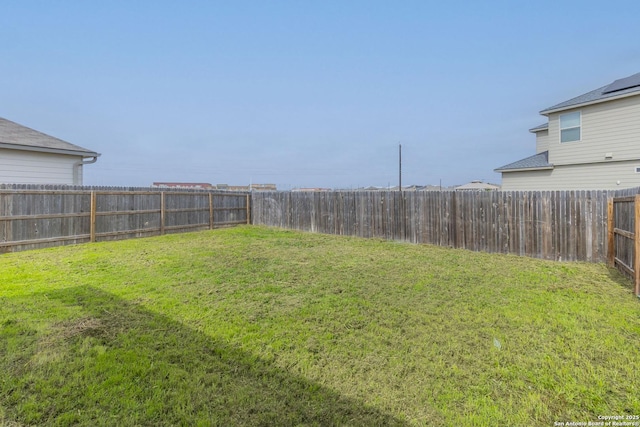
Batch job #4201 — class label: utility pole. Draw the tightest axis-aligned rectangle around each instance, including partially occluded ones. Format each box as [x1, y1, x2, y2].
[399, 143, 402, 192]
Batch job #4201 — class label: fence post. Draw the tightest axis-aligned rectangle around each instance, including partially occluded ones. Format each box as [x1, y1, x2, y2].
[635, 195, 640, 296]
[160, 192, 165, 235]
[246, 193, 251, 225]
[209, 193, 214, 229]
[449, 192, 455, 247]
[607, 198, 614, 267]
[90, 191, 97, 243]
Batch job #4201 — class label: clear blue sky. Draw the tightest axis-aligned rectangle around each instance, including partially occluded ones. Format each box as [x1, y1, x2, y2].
[2, 1, 640, 189]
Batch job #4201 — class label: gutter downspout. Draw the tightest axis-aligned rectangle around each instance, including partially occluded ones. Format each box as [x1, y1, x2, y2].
[73, 155, 99, 185]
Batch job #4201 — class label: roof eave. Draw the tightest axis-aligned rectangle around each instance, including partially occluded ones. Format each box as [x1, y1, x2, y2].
[529, 127, 548, 133]
[495, 165, 554, 173]
[0, 142, 100, 158]
[540, 90, 640, 115]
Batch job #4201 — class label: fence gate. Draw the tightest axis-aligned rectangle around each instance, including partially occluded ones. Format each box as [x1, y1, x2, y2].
[608, 196, 640, 296]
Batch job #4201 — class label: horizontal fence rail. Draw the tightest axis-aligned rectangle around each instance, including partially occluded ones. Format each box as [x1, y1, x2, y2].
[252, 188, 640, 264]
[0, 184, 249, 253]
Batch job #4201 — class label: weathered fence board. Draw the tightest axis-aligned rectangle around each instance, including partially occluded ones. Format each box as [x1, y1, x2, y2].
[7, 183, 640, 276]
[608, 195, 640, 295]
[0, 184, 249, 253]
[252, 189, 640, 263]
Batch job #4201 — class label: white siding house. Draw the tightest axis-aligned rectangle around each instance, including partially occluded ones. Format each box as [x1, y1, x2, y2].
[496, 72, 640, 190]
[0, 117, 99, 185]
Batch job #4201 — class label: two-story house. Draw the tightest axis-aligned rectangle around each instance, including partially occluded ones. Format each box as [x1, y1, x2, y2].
[495, 72, 640, 190]
[0, 117, 100, 185]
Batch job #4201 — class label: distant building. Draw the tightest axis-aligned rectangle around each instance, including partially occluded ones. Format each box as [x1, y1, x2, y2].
[455, 181, 501, 191]
[292, 187, 331, 192]
[151, 182, 276, 191]
[352, 185, 454, 191]
[152, 182, 214, 189]
[225, 184, 277, 191]
[0, 117, 100, 185]
[246, 183, 277, 191]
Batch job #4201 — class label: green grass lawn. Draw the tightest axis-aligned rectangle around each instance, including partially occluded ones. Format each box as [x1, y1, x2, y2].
[1, 226, 639, 426]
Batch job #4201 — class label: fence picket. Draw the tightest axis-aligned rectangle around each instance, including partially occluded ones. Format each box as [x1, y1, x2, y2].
[0, 184, 248, 253]
[252, 188, 640, 264]
[7, 184, 640, 270]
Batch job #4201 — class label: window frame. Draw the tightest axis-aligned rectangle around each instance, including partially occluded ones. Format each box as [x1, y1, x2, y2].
[559, 111, 581, 143]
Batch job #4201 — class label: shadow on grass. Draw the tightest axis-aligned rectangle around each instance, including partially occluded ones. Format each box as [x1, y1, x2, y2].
[1, 286, 406, 426]
[606, 265, 640, 296]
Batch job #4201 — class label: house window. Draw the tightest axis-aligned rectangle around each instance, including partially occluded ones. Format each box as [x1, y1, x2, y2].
[560, 111, 581, 143]
[635, 167, 640, 173]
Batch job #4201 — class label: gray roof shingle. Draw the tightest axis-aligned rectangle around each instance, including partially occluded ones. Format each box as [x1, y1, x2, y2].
[529, 122, 548, 132]
[540, 72, 640, 114]
[494, 151, 552, 172]
[0, 117, 99, 156]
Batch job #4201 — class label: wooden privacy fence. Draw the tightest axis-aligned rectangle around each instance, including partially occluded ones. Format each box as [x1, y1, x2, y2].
[252, 189, 640, 264]
[0, 186, 249, 253]
[608, 195, 640, 295]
